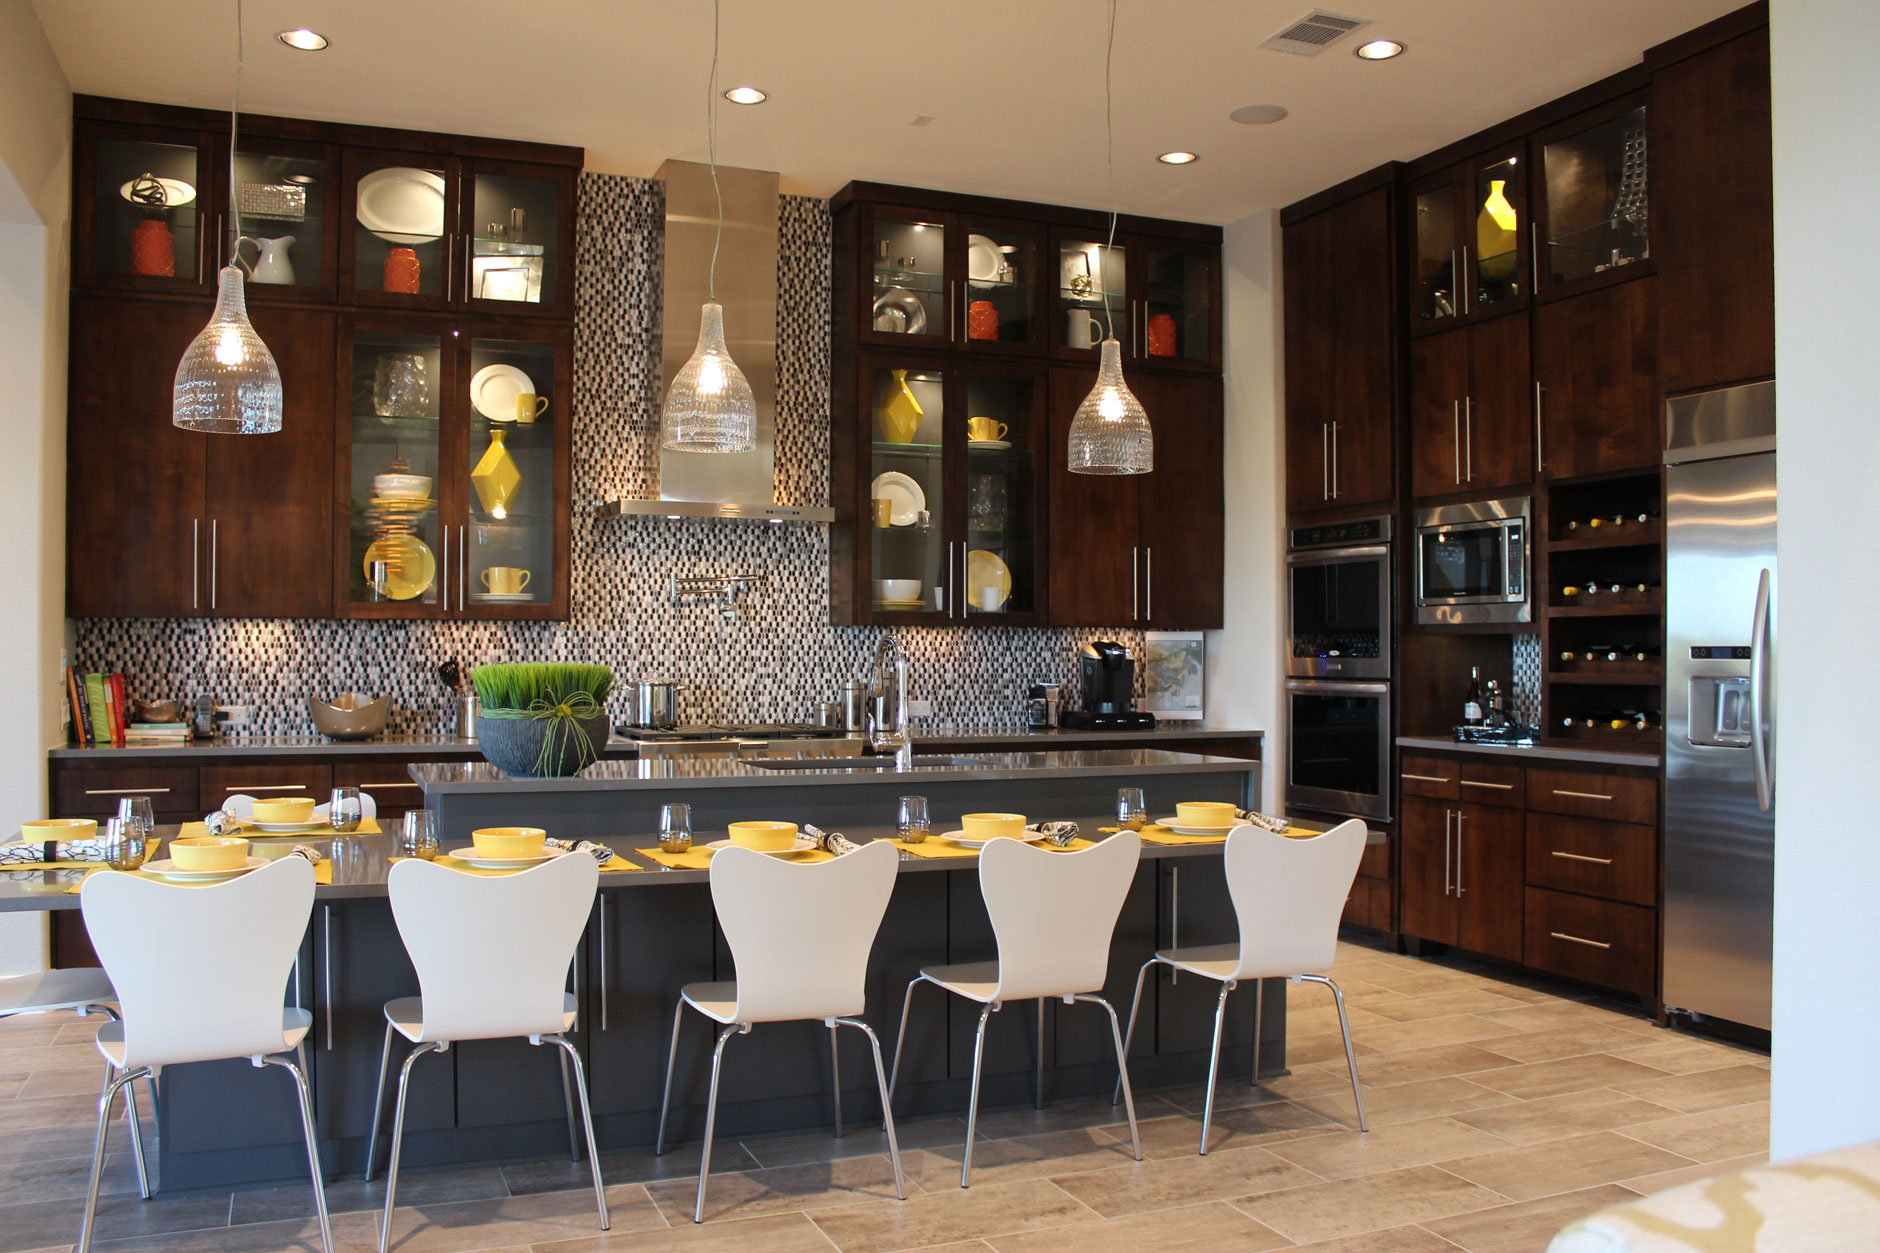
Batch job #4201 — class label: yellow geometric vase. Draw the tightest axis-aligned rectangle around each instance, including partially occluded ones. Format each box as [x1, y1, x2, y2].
[876, 369, 924, 444]
[1476, 178, 1518, 281]
[471, 426, 520, 520]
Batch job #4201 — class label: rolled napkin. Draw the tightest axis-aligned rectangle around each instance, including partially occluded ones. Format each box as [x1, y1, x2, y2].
[285, 845, 322, 865]
[1026, 820, 1081, 847]
[543, 837, 620, 865]
[0, 837, 113, 865]
[799, 825, 864, 855]
[1235, 808, 1290, 834]
[203, 809, 242, 837]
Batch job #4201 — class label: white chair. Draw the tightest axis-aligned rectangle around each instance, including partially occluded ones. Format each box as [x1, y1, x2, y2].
[888, 831, 1144, 1188]
[77, 857, 328, 1253]
[1117, 819, 1369, 1154]
[655, 841, 904, 1224]
[223, 792, 378, 821]
[0, 970, 154, 1200]
[366, 853, 606, 1253]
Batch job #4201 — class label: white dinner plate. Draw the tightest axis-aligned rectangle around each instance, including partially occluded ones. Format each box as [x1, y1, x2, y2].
[243, 817, 331, 834]
[470, 591, 536, 603]
[469, 362, 535, 423]
[1155, 817, 1237, 836]
[968, 439, 1012, 450]
[356, 167, 447, 243]
[869, 471, 925, 526]
[704, 839, 815, 858]
[967, 234, 1003, 282]
[118, 176, 197, 208]
[445, 848, 562, 869]
[937, 831, 1047, 849]
[141, 856, 269, 882]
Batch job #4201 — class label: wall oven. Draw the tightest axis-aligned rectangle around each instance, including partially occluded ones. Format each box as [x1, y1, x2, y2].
[1413, 498, 1532, 625]
[1286, 515, 1391, 679]
[1286, 680, 1391, 821]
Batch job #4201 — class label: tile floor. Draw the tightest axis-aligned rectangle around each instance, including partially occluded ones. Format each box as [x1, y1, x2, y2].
[0, 935, 1770, 1252]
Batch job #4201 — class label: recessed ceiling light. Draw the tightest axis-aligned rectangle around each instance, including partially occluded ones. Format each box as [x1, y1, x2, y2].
[275, 28, 329, 51]
[1230, 104, 1290, 126]
[1157, 151, 1199, 165]
[723, 86, 767, 105]
[1355, 38, 1404, 60]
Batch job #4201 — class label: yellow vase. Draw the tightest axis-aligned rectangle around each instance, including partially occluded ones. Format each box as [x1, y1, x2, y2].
[471, 426, 521, 519]
[876, 369, 923, 444]
[1476, 178, 1518, 281]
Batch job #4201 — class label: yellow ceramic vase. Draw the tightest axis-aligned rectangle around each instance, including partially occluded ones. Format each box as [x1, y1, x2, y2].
[1476, 178, 1518, 281]
[472, 426, 521, 519]
[877, 369, 923, 444]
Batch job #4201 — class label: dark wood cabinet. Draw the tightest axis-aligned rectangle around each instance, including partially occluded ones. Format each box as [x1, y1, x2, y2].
[1400, 797, 1457, 945]
[73, 120, 218, 297]
[1410, 318, 1532, 500]
[1398, 793, 1523, 963]
[1046, 367, 1140, 627]
[1409, 146, 1531, 335]
[1533, 93, 1654, 304]
[1139, 373, 1224, 629]
[1534, 280, 1659, 480]
[1409, 330, 1469, 500]
[199, 764, 334, 814]
[1652, 25, 1774, 394]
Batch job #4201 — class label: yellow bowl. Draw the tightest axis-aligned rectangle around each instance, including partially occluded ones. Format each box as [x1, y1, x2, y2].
[251, 796, 317, 824]
[21, 818, 97, 842]
[728, 821, 798, 852]
[170, 836, 250, 871]
[961, 812, 1027, 841]
[1175, 801, 1239, 829]
[472, 827, 547, 859]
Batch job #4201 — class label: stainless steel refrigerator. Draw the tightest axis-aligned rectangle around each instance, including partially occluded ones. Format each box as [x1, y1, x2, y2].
[1663, 380, 1777, 1030]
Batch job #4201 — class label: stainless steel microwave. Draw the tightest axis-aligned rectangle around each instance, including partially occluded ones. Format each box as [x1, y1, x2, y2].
[1413, 498, 1531, 625]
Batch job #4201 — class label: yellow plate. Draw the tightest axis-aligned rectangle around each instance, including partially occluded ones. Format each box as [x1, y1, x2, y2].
[966, 549, 1013, 609]
[363, 534, 437, 601]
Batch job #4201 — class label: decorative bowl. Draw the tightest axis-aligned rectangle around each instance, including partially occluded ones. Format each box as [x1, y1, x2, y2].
[960, 812, 1027, 841]
[171, 836, 250, 871]
[471, 827, 547, 858]
[728, 821, 798, 852]
[373, 473, 433, 500]
[251, 797, 317, 824]
[309, 693, 389, 741]
[1175, 801, 1238, 828]
[876, 578, 922, 603]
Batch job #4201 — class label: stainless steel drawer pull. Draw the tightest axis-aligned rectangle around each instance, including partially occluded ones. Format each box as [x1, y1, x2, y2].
[323, 905, 334, 1050]
[1460, 780, 1515, 790]
[598, 896, 608, 1031]
[1551, 931, 1612, 950]
[1552, 789, 1614, 802]
[356, 782, 423, 790]
[83, 787, 171, 795]
[1400, 773, 1451, 784]
[1551, 850, 1614, 865]
[228, 784, 309, 792]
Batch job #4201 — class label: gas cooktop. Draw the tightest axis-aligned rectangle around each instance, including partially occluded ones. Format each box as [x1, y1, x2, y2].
[615, 722, 848, 743]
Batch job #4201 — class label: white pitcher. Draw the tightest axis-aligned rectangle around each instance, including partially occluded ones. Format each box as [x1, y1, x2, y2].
[237, 234, 296, 285]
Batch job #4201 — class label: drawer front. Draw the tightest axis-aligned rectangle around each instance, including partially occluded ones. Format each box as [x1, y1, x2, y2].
[1343, 876, 1391, 931]
[1526, 813, 1657, 907]
[54, 766, 199, 818]
[200, 765, 334, 814]
[332, 764, 428, 817]
[1457, 760, 1525, 808]
[1400, 754, 1459, 800]
[1527, 766, 1658, 825]
[1524, 887, 1656, 999]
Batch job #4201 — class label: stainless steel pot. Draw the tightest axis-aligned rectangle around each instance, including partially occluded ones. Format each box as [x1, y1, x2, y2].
[633, 679, 684, 729]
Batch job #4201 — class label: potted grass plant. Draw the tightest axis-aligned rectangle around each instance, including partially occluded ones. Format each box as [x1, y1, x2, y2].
[471, 663, 614, 777]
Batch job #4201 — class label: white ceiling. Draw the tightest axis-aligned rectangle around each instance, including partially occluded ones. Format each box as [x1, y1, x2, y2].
[33, 0, 1742, 225]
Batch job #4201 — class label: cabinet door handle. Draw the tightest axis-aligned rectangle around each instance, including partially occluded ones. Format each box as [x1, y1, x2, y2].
[1448, 249, 1458, 318]
[323, 905, 334, 1050]
[1551, 931, 1612, 950]
[441, 525, 450, 610]
[1460, 246, 1470, 315]
[354, 781, 422, 790]
[1530, 221, 1541, 296]
[209, 519, 218, 611]
[1463, 398, 1473, 482]
[945, 542, 954, 618]
[1131, 546, 1140, 621]
[445, 234, 455, 303]
[1322, 423, 1330, 501]
[1459, 779, 1514, 791]
[192, 519, 200, 610]
[1552, 788, 1614, 802]
[1330, 420, 1339, 498]
[1401, 773, 1451, 784]
[227, 784, 312, 792]
[458, 525, 466, 612]
[1455, 811, 1466, 896]
[1534, 381, 1544, 477]
[1442, 808, 1453, 896]
[84, 787, 171, 796]
[1169, 863, 1179, 983]
[597, 895, 607, 1030]
[1145, 547, 1152, 621]
[1453, 401, 1461, 484]
[1551, 850, 1614, 865]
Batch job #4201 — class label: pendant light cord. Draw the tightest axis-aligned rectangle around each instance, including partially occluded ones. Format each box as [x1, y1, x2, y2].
[707, 0, 723, 303]
[228, 0, 244, 267]
[1101, 0, 1117, 340]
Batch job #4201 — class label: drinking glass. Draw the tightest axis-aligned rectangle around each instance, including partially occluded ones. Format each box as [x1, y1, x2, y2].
[658, 803, 693, 854]
[329, 786, 364, 833]
[1116, 788, 1147, 832]
[116, 794, 155, 838]
[103, 816, 151, 871]
[399, 809, 439, 861]
[897, 795, 931, 844]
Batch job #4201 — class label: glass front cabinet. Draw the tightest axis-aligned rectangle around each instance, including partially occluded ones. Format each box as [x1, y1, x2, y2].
[337, 317, 571, 620]
[1410, 145, 1531, 333]
[1048, 227, 1220, 369]
[76, 122, 218, 293]
[1535, 95, 1652, 298]
[856, 204, 1048, 354]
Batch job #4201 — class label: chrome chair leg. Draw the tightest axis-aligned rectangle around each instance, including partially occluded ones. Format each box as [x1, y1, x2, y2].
[544, 1035, 610, 1230]
[654, 998, 687, 1155]
[363, 1020, 396, 1181]
[263, 1053, 334, 1253]
[77, 1065, 148, 1253]
[1251, 978, 1264, 1087]
[693, 1023, 744, 1224]
[1300, 974, 1367, 1132]
[1034, 999, 1046, 1110]
[1199, 980, 1235, 1156]
[839, 1018, 906, 1199]
[960, 1002, 998, 1188]
[1113, 957, 1162, 1105]
[378, 1041, 443, 1253]
[1075, 994, 1141, 1161]
[557, 1045, 581, 1162]
[828, 1022, 843, 1139]
[117, 1064, 151, 1200]
[885, 974, 928, 1123]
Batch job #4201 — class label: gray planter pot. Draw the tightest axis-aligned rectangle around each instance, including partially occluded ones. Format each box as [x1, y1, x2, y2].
[475, 713, 611, 777]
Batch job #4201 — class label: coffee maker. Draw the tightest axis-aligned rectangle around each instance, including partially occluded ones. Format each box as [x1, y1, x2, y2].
[1061, 641, 1156, 731]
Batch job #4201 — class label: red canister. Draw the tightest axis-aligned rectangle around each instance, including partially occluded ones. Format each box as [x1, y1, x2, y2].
[967, 299, 999, 341]
[383, 247, 421, 294]
[130, 219, 174, 277]
[1147, 313, 1177, 357]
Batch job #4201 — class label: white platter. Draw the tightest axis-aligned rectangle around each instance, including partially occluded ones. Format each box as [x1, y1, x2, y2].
[937, 830, 1046, 849]
[705, 839, 815, 858]
[469, 362, 535, 423]
[967, 234, 1003, 282]
[1155, 817, 1237, 836]
[869, 470, 925, 526]
[445, 847, 561, 869]
[141, 856, 269, 882]
[118, 176, 196, 207]
[356, 167, 446, 244]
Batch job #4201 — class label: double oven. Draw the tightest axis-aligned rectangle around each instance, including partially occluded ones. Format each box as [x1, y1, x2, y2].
[1286, 517, 1392, 821]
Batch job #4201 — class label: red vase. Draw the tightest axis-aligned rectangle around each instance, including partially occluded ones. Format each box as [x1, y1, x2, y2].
[967, 300, 999, 341]
[129, 219, 174, 277]
[1147, 313, 1177, 357]
[383, 247, 421, 294]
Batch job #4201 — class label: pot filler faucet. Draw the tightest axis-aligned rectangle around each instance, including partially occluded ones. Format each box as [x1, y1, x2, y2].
[869, 633, 913, 769]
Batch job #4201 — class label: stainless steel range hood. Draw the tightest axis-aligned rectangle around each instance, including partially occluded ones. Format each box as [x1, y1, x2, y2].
[599, 159, 832, 523]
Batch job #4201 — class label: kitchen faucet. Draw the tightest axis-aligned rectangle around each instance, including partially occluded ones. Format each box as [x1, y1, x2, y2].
[868, 633, 913, 769]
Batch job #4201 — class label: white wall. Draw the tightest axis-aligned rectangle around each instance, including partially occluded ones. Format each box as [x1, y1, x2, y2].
[1768, 0, 1880, 1159]
[1207, 209, 1284, 806]
[0, 0, 71, 974]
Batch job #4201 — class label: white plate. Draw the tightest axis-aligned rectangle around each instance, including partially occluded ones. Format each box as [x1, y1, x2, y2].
[141, 856, 269, 882]
[869, 471, 925, 526]
[704, 839, 815, 858]
[118, 176, 197, 208]
[356, 167, 447, 244]
[244, 818, 331, 834]
[1156, 817, 1238, 836]
[470, 591, 536, 603]
[445, 848, 561, 869]
[938, 830, 1047, 849]
[469, 363, 535, 423]
[967, 234, 1003, 282]
[968, 439, 1012, 450]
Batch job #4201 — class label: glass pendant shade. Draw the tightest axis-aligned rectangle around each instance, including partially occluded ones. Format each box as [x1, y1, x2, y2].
[660, 301, 756, 453]
[1067, 338, 1153, 475]
[173, 265, 283, 433]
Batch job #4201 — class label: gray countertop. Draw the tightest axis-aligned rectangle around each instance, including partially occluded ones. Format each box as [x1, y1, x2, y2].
[1396, 735, 1661, 769]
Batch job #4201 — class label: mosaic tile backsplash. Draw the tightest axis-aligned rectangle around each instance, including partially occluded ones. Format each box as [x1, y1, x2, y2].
[71, 176, 1142, 735]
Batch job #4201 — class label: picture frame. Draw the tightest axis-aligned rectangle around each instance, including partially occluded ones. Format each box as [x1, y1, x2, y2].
[1143, 630, 1205, 720]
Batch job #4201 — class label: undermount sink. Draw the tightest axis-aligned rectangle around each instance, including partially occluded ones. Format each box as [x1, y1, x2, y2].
[750, 755, 994, 770]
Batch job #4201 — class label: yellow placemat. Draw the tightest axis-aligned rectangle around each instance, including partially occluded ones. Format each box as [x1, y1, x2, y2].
[408, 852, 639, 874]
[1043, 837, 1098, 852]
[636, 845, 836, 869]
[1103, 823, 1316, 844]
[887, 838, 982, 859]
[183, 817, 383, 839]
[65, 853, 327, 893]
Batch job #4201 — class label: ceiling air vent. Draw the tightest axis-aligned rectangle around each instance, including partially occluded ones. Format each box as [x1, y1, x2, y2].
[1261, 10, 1368, 56]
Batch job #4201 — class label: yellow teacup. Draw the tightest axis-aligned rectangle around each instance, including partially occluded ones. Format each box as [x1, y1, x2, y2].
[481, 566, 532, 594]
[251, 796, 317, 824]
[515, 392, 548, 424]
[728, 821, 798, 852]
[171, 836, 250, 871]
[472, 827, 547, 858]
[1175, 801, 1238, 829]
[966, 417, 1008, 442]
[960, 812, 1027, 841]
[21, 818, 97, 842]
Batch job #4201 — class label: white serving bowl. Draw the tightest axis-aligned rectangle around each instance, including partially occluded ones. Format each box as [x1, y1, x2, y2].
[876, 578, 921, 602]
[374, 473, 433, 500]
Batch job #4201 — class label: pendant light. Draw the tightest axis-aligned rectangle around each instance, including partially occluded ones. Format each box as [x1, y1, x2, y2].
[173, 0, 283, 434]
[1068, 0, 1152, 476]
[659, 0, 757, 454]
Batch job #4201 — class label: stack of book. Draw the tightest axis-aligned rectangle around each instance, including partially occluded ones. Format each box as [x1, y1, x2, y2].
[64, 667, 191, 748]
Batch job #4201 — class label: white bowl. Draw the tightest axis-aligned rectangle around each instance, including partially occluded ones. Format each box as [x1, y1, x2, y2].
[374, 473, 433, 500]
[876, 578, 921, 602]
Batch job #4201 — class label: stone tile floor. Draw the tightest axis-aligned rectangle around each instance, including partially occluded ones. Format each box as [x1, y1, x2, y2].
[0, 934, 1769, 1251]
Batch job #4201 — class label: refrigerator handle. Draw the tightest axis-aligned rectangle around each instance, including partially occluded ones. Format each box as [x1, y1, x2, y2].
[1751, 567, 1774, 812]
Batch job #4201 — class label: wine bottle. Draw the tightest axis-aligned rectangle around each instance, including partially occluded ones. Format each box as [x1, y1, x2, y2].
[1463, 666, 1484, 726]
[1558, 649, 1577, 663]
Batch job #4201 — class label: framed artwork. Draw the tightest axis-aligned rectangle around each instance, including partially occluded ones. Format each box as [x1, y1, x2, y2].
[1143, 631, 1205, 720]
